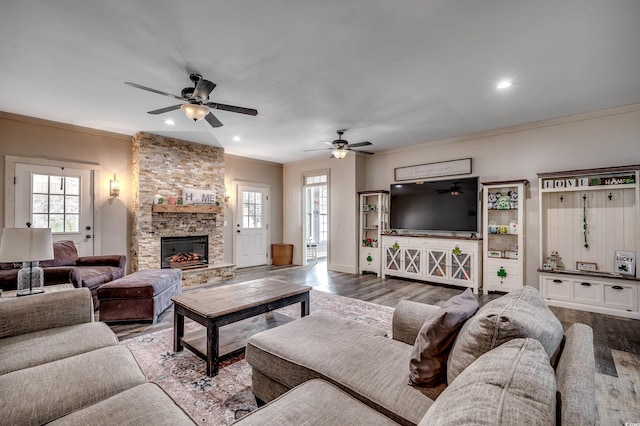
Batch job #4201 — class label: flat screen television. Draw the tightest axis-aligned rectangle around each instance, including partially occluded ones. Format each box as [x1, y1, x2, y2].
[389, 177, 479, 233]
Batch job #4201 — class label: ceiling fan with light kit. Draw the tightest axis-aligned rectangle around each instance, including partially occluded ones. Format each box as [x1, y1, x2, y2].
[125, 73, 258, 128]
[305, 130, 374, 159]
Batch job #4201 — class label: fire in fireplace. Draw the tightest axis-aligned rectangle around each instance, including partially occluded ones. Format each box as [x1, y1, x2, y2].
[161, 236, 208, 269]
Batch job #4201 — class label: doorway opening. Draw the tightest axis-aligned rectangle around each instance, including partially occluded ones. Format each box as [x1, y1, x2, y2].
[303, 172, 329, 266]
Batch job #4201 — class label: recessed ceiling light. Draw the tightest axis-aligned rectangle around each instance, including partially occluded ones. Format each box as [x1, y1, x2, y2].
[496, 80, 512, 90]
[164, 118, 175, 125]
[232, 136, 241, 142]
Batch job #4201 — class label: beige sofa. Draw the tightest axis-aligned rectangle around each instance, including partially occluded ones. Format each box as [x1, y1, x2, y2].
[0, 288, 196, 425]
[241, 286, 596, 425]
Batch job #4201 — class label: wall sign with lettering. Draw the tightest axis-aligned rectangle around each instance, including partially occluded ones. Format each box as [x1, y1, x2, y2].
[542, 174, 635, 190]
[394, 158, 472, 182]
[182, 188, 217, 205]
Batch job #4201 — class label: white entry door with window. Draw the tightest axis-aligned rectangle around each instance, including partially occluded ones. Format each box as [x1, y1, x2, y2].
[14, 163, 94, 256]
[235, 184, 269, 268]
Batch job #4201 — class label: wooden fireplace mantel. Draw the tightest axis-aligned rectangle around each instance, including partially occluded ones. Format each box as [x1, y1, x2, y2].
[151, 204, 222, 214]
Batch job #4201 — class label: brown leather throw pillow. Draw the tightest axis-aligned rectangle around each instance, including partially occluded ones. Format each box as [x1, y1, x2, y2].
[409, 288, 479, 387]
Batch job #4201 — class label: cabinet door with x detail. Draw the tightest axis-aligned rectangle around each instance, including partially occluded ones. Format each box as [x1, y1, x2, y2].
[451, 250, 473, 283]
[402, 247, 422, 276]
[385, 246, 401, 272]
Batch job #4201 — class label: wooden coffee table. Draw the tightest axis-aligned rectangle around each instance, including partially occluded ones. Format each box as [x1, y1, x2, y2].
[172, 279, 311, 376]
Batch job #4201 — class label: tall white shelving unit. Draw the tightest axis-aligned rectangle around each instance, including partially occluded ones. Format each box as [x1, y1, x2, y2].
[482, 180, 528, 293]
[538, 165, 640, 319]
[358, 191, 389, 276]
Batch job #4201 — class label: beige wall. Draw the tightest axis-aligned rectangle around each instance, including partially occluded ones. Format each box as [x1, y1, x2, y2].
[224, 154, 283, 264]
[283, 155, 360, 272]
[0, 112, 132, 257]
[364, 104, 640, 289]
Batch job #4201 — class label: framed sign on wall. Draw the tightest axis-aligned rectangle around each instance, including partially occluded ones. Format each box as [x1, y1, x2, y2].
[394, 158, 472, 182]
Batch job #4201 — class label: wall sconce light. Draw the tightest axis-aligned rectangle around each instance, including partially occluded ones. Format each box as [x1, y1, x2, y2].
[109, 174, 120, 204]
[224, 190, 231, 204]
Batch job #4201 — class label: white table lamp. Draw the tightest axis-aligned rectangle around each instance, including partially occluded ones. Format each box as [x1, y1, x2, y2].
[0, 227, 54, 296]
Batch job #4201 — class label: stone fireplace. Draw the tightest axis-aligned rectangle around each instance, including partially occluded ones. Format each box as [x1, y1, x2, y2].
[131, 132, 234, 286]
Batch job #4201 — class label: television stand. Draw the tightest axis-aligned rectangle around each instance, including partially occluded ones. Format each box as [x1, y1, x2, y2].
[381, 234, 482, 294]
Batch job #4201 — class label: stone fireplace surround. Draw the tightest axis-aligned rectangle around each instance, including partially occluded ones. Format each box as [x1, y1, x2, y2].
[131, 132, 234, 287]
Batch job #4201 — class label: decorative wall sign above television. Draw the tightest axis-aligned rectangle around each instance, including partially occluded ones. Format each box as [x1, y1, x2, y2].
[394, 158, 472, 182]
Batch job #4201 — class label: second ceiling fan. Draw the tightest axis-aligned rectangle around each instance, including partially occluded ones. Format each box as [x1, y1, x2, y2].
[125, 73, 258, 128]
[305, 130, 374, 159]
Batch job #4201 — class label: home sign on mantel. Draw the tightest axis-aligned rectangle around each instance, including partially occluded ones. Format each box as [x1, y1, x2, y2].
[182, 188, 217, 205]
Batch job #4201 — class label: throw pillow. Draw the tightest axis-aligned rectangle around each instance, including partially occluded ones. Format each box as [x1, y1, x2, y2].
[446, 286, 563, 384]
[419, 338, 556, 426]
[40, 240, 78, 267]
[409, 288, 479, 387]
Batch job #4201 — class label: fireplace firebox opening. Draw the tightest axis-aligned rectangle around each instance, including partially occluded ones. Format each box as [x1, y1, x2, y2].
[161, 235, 209, 269]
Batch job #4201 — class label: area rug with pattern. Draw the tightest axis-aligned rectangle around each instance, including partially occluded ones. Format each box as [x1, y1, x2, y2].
[121, 290, 394, 425]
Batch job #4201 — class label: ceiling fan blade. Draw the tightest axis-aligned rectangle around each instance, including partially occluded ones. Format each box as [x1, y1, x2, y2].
[124, 82, 184, 100]
[193, 79, 216, 99]
[204, 112, 223, 128]
[348, 141, 372, 148]
[207, 102, 258, 116]
[147, 104, 183, 115]
[304, 148, 332, 152]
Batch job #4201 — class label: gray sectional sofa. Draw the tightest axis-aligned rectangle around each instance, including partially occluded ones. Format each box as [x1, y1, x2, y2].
[240, 286, 596, 425]
[0, 288, 196, 425]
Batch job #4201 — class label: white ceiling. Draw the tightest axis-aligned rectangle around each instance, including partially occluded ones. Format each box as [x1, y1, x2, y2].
[1, 1, 639, 164]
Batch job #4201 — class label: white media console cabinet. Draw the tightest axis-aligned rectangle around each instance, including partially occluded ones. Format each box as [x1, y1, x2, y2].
[381, 235, 482, 294]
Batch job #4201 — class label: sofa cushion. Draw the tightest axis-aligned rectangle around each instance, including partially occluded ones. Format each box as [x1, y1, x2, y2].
[409, 288, 478, 387]
[81, 266, 125, 289]
[555, 323, 596, 426]
[0, 345, 147, 425]
[47, 383, 196, 426]
[447, 286, 563, 384]
[246, 312, 434, 425]
[235, 379, 399, 426]
[420, 338, 556, 425]
[40, 240, 79, 267]
[0, 288, 94, 339]
[0, 322, 118, 375]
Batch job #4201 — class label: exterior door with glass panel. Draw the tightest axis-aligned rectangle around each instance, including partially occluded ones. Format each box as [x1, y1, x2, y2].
[235, 185, 268, 268]
[303, 174, 328, 263]
[14, 164, 94, 255]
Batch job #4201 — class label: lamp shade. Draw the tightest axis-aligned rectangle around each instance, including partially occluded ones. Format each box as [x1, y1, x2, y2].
[0, 228, 54, 262]
[181, 103, 209, 121]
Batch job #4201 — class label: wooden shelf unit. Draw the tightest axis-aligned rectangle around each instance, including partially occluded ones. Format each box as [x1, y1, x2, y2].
[358, 191, 389, 276]
[482, 180, 528, 293]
